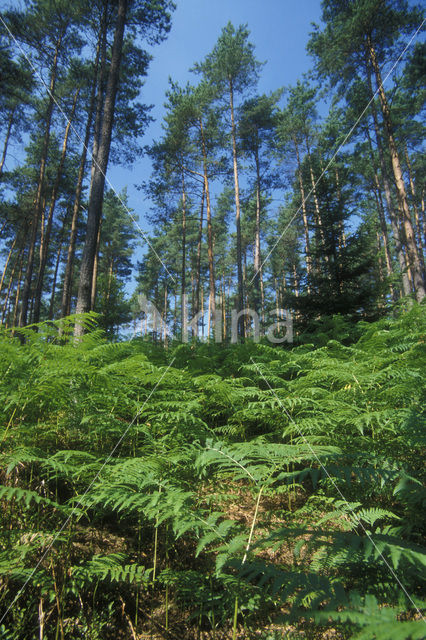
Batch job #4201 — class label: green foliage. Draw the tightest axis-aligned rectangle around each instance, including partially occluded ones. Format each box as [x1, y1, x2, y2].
[315, 593, 426, 640]
[0, 307, 425, 637]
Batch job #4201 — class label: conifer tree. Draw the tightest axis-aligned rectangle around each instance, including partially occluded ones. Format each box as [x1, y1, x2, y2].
[74, 0, 174, 334]
[194, 23, 262, 338]
[308, 0, 425, 301]
[239, 92, 279, 318]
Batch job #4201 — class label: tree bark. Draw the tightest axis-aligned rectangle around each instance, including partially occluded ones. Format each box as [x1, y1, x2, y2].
[368, 77, 412, 298]
[75, 0, 128, 334]
[61, 8, 105, 319]
[334, 163, 346, 250]
[32, 89, 79, 323]
[48, 238, 63, 320]
[19, 33, 62, 327]
[404, 143, 425, 274]
[305, 135, 329, 269]
[87, 0, 109, 209]
[194, 183, 205, 330]
[293, 136, 312, 286]
[0, 235, 17, 298]
[364, 124, 396, 297]
[180, 168, 187, 336]
[199, 118, 216, 337]
[106, 256, 114, 304]
[10, 250, 25, 332]
[0, 244, 21, 325]
[163, 282, 168, 344]
[0, 107, 15, 175]
[376, 231, 385, 294]
[228, 77, 245, 339]
[368, 37, 425, 302]
[222, 271, 226, 339]
[373, 175, 395, 280]
[90, 218, 103, 310]
[253, 142, 263, 315]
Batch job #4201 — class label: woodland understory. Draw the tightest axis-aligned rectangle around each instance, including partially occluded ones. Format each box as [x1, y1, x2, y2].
[0, 305, 425, 639]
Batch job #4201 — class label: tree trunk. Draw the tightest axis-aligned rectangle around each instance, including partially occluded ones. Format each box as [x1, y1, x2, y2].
[0, 220, 8, 238]
[376, 231, 386, 305]
[33, 89, 79, 323]
[368, 78, 412, 297]
[194, 184, 205, 332]
[0, 244, 21, 325]
[404, 143, 425, 274]
[222, 271, 226, 339]
[181, 168, 187, 336]
[190, 258, 196, 331]
[373, 174, 396, 282]
[10, 251, 25, 332]
[243, 248, 248, 334]
[364, 124, 396, 297]
[199, 118, 216, 337]
[305, 135, 329, 268]
[61, 9, 105, 319]
[292, 265, 299, 298]
[293, 136, 312, 285]
[228, 77, 245, 339]
[368, 37, 425, 302]
[0, 107, 15, 175]
[0, 235, 17, 298]
[334, 163, 346, 250]
[19, 33, 62, 327]
[253, 143, 263, 315]
[75, 0, 128, 334]
[48, 238, 63, 320]
[106, 256, 114, 304]
[163, 282, 168, 344]
[207, 285, 212, 337]
[90, 218, 103, 310]
[275, 277, 280, 320]
[87, 0, 109, 204]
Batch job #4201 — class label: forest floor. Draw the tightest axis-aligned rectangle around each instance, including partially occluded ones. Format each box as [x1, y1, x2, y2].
[0, 307, 425, 639]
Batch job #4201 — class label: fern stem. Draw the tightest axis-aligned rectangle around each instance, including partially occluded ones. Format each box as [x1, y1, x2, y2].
[0, 406, 16, 444]
[153, 524, 158, 582]
[51, 561, 65, 640]
[165, 583, 169, 631]
[135, 516, 142, 629]
[210, 574, 216, 640]
[242, 484, 264, 564]
[153, 485, 162, 582]
[233, 484, 265, 640]
[165, 522, 169, 631]
[38, 597, 45, 640]
[232, 595, 238, 640]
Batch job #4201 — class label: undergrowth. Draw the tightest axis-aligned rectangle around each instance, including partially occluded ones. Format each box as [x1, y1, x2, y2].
[0, 308, 425, 639]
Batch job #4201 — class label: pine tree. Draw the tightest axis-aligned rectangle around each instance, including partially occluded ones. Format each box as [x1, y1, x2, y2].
[194, 23, 263, 338]
[308, 0, 425, 301]
[239, 92, 279, 318]
[74, 0, 174, 334]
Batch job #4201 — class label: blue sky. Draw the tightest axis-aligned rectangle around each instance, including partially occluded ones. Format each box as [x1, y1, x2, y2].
[112, 0, 325, 242]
